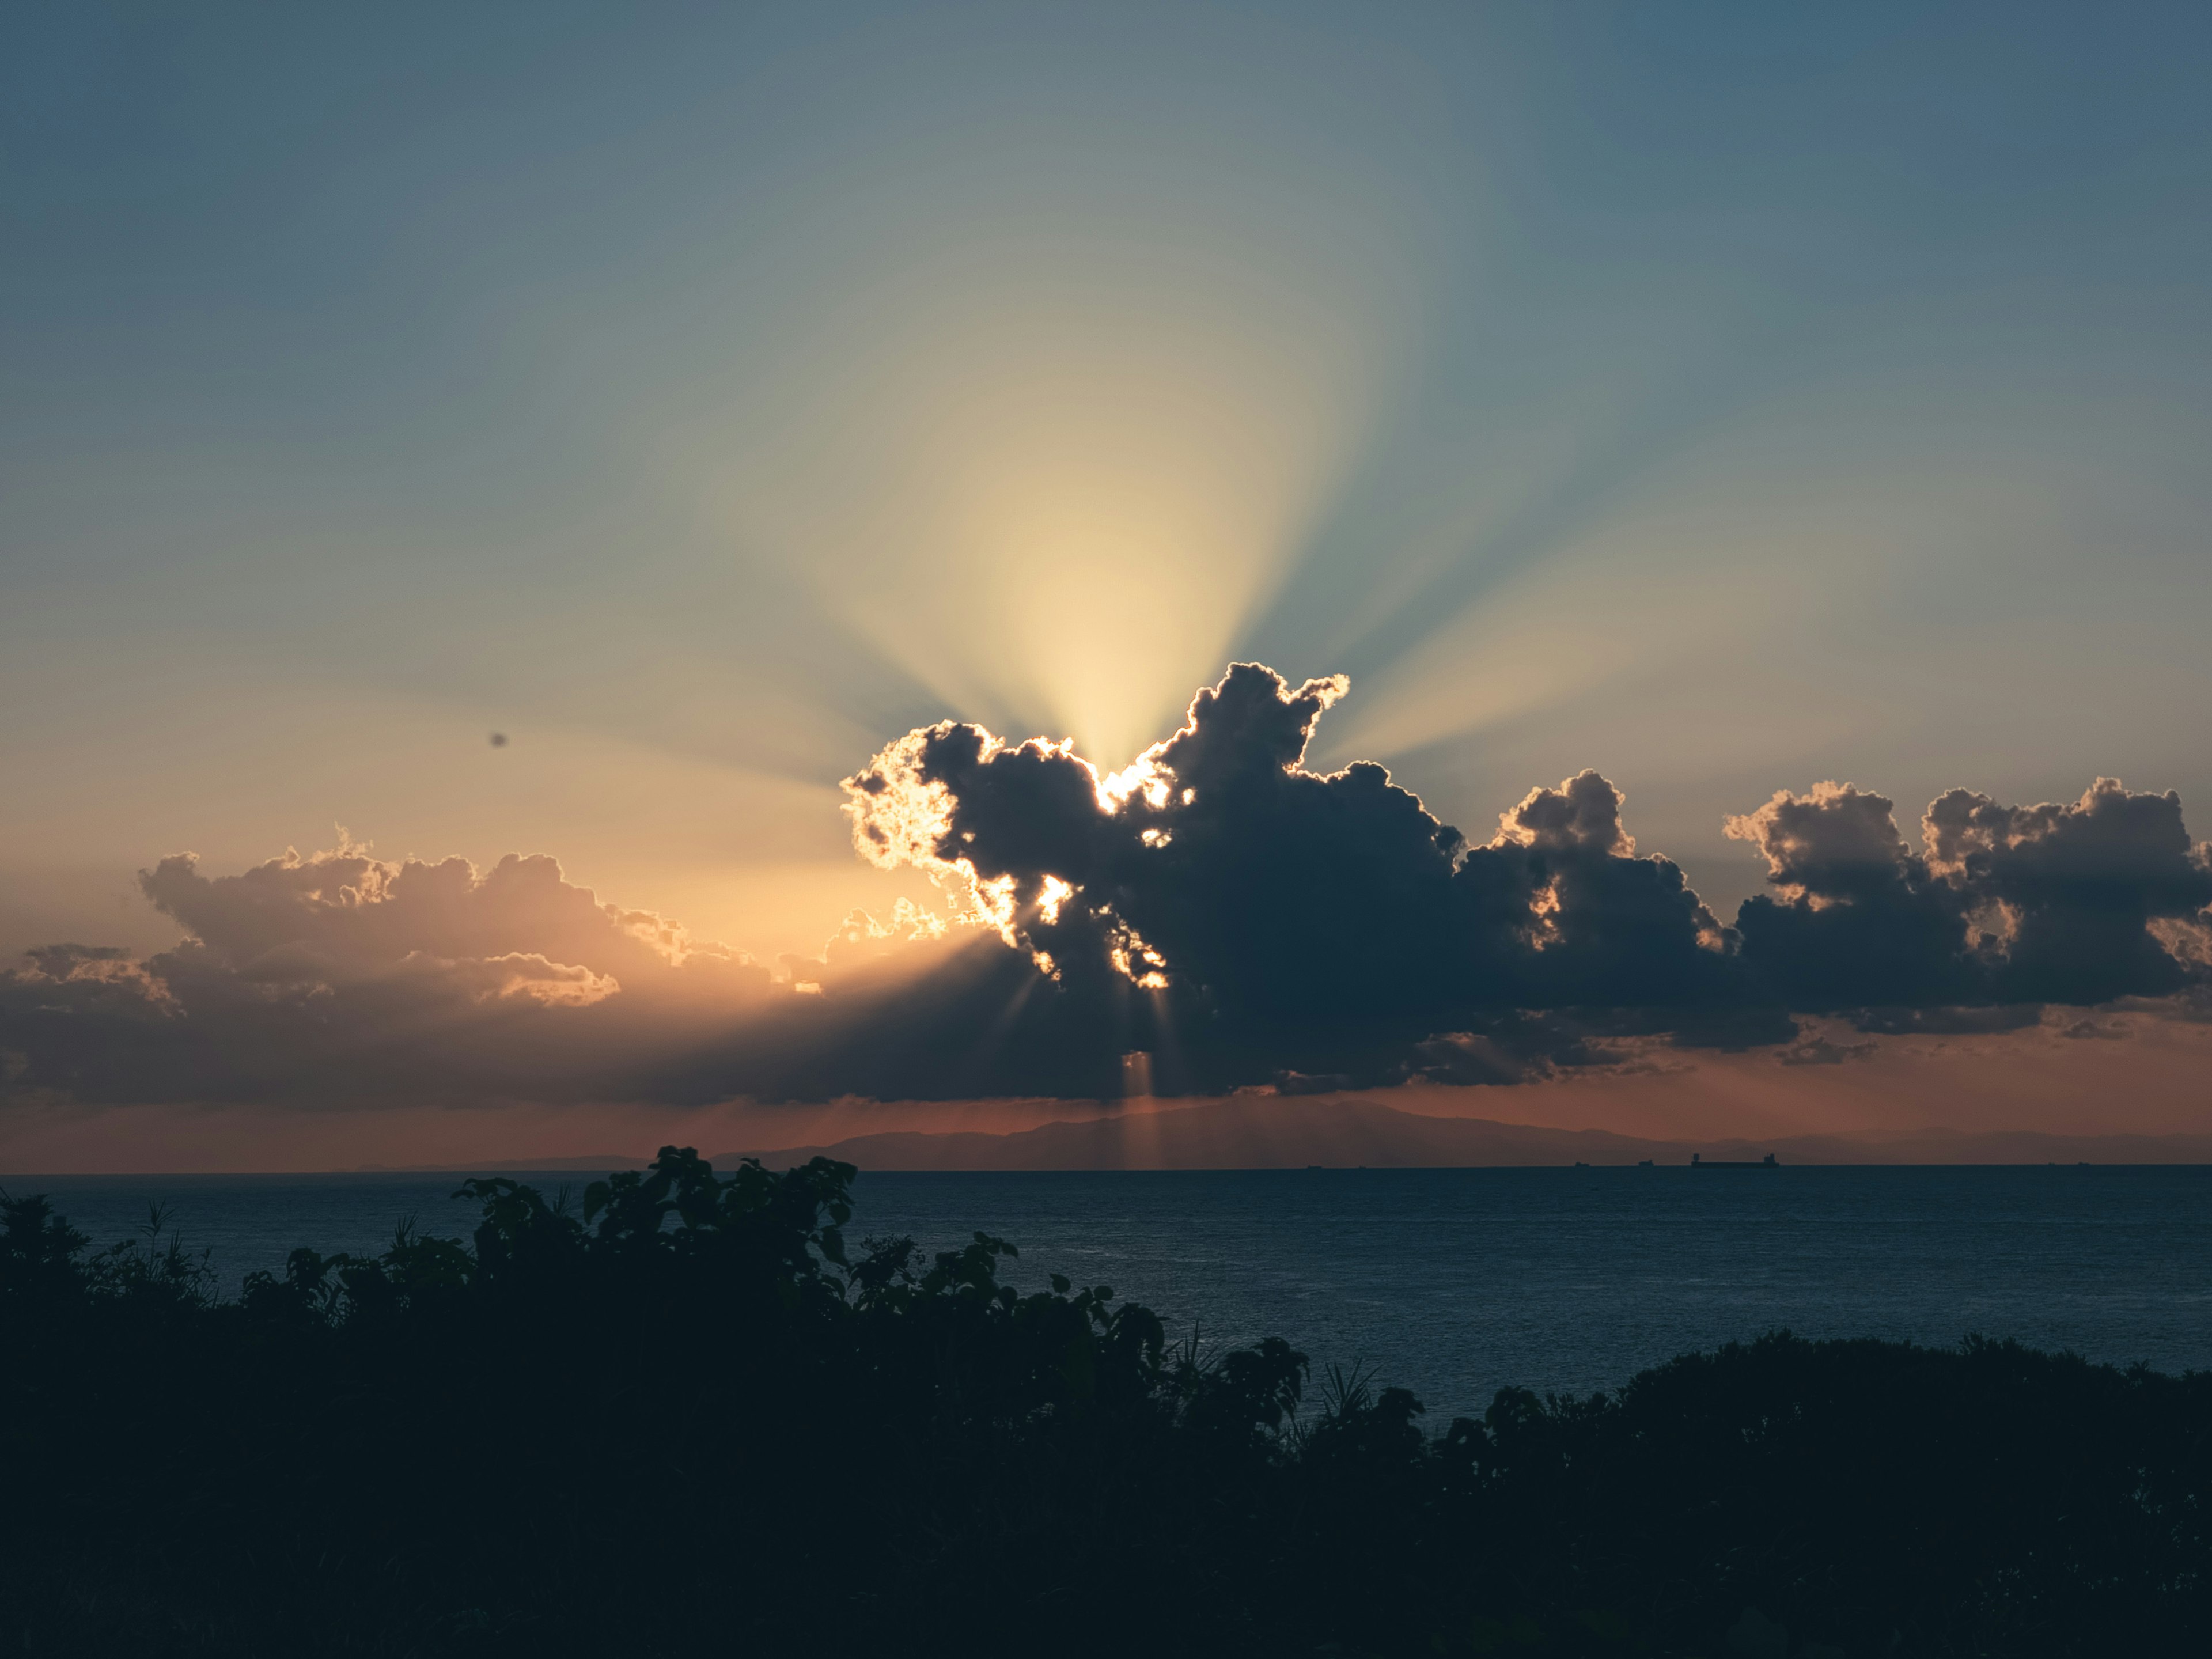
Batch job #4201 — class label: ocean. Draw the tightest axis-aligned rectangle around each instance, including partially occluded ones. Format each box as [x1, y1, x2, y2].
[14, 1165, 2209, 1423]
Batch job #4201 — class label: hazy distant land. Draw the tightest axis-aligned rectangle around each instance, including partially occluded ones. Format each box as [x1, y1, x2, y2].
[351, 1095, 2212, 1172]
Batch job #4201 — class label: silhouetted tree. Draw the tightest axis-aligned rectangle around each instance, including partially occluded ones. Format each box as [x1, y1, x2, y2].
[3, 1156, 2207, 1657]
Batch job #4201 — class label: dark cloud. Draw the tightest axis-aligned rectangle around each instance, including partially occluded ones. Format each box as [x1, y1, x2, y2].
[1776, 1035, 1878, 1067]
[839, 664, 1748, 1093]
[1732, 778, 2212, 1014]
[1726, 784, 1980, 1007]
[1272, 1069, 1361, 1096]
[1923, 779, 2212, 1002]
[2055, 1017, 2128, 1041]
[1846, 1004, 2047, 1037]
[2124, 984, 2212, 1025]
[3, 665, 2208, 1107]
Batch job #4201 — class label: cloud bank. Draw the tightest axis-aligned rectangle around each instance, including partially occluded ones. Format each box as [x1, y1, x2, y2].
[4, 666, 2208, 1107]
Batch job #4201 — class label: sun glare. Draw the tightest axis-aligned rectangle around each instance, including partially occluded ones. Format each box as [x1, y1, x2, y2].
[707, 245, 1399, 770]
[1036, 873, 1074, 925]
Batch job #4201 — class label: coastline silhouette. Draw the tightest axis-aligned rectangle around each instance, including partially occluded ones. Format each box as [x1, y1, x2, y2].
[5, 1150, 2206, 1655]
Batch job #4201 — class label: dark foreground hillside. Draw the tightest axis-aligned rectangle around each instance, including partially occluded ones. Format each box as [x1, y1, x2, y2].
[3, 1152, 2206, 1658]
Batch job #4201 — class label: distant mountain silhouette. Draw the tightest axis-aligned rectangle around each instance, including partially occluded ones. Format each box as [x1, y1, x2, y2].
[355, 1154, 651, 1172]
[717, 1095, 2212, 1170]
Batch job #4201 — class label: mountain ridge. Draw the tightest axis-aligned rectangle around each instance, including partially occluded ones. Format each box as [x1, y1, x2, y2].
[710, 1094, 2212, 1171]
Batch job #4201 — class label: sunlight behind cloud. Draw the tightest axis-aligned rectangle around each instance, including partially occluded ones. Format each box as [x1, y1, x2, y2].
[709, 244, 1403, 768]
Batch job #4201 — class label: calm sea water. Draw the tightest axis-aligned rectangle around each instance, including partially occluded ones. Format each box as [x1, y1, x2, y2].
[14, 1166, 2209, 1422]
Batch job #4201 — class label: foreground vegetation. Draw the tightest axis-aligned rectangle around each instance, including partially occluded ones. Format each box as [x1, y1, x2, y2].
[3, 1152, 2206, 1657]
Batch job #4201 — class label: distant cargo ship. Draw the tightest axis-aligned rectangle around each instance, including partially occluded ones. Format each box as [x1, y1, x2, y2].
[1692, 1152, 1779, 1168]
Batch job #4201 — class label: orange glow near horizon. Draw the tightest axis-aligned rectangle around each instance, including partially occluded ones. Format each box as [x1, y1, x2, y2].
[7, 1012, 2209, 1175]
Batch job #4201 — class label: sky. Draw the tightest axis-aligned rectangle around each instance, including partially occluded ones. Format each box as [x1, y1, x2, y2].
[4, 5, 2210, 1167]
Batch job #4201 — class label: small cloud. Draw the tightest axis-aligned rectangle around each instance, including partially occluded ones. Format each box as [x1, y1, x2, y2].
[1273, 1070, 1355, 1096]
[1850, 1004, 2044, 1036]
[1777, 1035, 1876, 1066]
[2054, 1017, 2127, 1040]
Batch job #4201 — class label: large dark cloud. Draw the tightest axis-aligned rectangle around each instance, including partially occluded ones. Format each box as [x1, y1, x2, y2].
[3, 665, 2207, 1105]
[840, 664, 1748, 1091]
[1730, 777, 2212, 1020]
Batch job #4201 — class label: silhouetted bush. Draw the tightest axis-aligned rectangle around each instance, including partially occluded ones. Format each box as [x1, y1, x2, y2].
[2, 1153, 2206, 1657]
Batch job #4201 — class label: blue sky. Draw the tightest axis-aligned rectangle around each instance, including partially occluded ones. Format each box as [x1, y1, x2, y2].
[6, 2, 2209, 964]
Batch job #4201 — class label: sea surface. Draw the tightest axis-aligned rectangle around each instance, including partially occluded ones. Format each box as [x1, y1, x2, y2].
[15, 1165, 2210, 1422]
